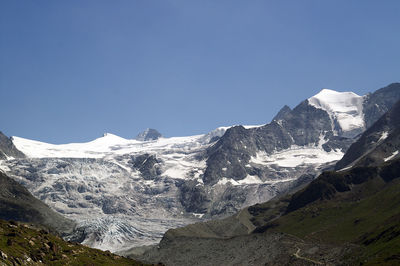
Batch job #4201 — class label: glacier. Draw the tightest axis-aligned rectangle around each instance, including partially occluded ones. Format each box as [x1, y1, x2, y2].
[2, 88, 381, 253]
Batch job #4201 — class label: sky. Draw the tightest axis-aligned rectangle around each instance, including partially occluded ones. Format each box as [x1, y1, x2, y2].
[1, 1, 399, 144]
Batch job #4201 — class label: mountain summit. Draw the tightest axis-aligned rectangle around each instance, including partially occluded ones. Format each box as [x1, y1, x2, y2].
[136, 128, 162, 141]
[308, 89, 365, 137]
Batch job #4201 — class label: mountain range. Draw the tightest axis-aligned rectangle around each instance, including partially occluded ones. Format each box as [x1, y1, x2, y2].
[134, 88, 400, 266]
[0, 82, 399, 255]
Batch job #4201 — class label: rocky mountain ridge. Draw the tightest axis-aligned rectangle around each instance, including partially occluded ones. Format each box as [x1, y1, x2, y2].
[0, 132, 25, 160]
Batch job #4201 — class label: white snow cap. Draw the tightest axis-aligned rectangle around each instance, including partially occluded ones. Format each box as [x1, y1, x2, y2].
[308, 89, 365, 136]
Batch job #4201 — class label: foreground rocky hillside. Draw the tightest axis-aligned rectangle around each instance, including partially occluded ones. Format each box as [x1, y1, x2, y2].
[0, 219, 146, 265]
[1, 83, 399, 252]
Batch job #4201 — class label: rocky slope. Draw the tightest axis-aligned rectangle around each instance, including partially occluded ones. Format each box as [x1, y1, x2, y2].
[0, 219, 146, 265]
[0, 131, 25, 160]
[335, 98, 400, 170]
[1, 83, 399, 252]
[0, 171, 75, 235]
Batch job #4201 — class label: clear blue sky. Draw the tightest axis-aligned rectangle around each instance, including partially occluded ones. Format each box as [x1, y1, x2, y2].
[1, 1, 399, 143]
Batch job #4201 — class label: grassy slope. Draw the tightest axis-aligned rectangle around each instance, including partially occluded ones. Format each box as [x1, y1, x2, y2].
[0, 219, 147, 266]
[266, 173, 400, 265]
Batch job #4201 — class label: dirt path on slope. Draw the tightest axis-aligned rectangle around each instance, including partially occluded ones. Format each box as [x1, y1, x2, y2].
[293, 247, 324, 265]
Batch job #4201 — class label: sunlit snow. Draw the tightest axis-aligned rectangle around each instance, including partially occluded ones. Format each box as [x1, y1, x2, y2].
[308, 89, 365, 135]
[216, 175, 264, 186]
[384, 150, 399, 162]
[250, 145, 343, 168]
[378, 131, 389, 142]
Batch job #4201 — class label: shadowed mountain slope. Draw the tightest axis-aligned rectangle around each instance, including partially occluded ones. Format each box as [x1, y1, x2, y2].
[0, 132, 24, 160]
[336, 98, 400, 170]
[0, 219, 146, 265]
[0, 171, 75, 235]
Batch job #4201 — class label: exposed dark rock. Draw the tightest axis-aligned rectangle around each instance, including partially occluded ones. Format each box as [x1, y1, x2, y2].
[0, 132, 25, 159]
[0, 171, 75, 235]
[203, 101, 335, 185]
[272, 105, 291, 121]
[129, 154, 162, 180]
[363, 83, 400, 129]
[204, 84, 400, 187]
[179, 180, 209, 213]
[336, 98, 400, 170]
[136, 128, 162, 141]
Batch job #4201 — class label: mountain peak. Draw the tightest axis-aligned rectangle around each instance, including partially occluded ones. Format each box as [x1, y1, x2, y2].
[102, 132, 113, 137]
[99, 133, 125, 140]
[308, 88, 365, 137]
[312, 88, 361, 99]
[136, 128, 162, 141]
[272, 105, 292, 121]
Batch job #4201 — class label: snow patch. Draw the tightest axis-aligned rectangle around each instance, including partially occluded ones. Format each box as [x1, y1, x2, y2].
[216, 175, 263, 186]
[238, 175, 263, 185]
[384, 150, 399, 162]
[378, 131, 389, 142]
[243, 125, 264, 129]
[250, 145, 343, 168]
[337, 165, 353, 172]
[192, 213, 204, 218]
[217, 177, 237, 186]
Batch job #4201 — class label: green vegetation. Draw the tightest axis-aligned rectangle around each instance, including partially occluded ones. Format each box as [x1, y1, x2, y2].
[266, 172, 400, 265]
[0, 219, 147, 265]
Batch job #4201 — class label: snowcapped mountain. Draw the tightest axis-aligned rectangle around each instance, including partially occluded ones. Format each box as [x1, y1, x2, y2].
[308, 89, 366, 137]
[136, 128, 162, 141]
[1, 83, 399, 253]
